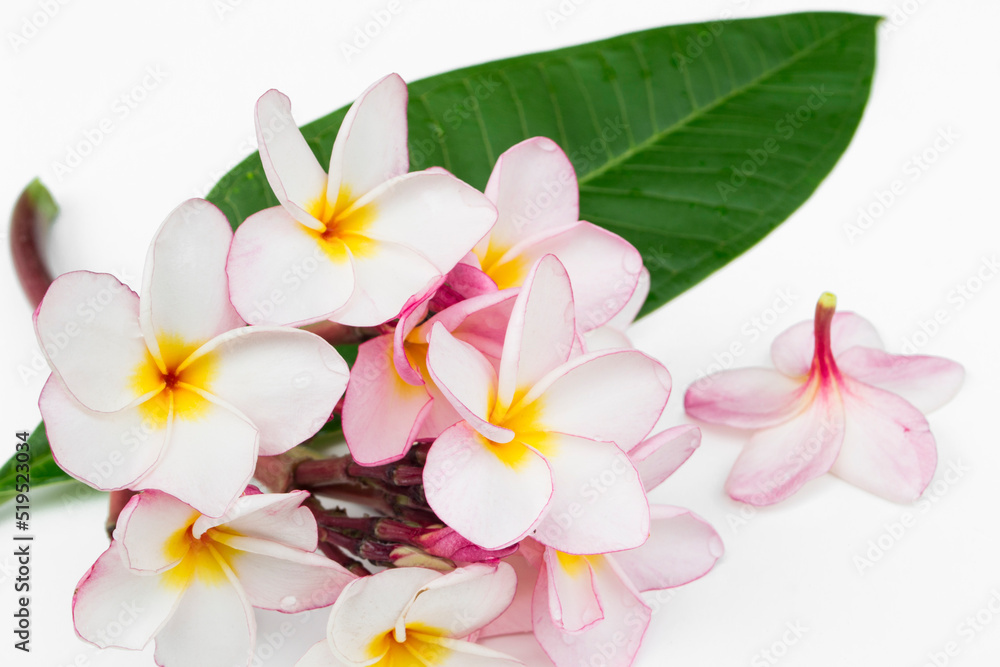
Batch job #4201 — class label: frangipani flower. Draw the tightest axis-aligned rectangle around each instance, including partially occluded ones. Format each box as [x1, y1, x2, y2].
[481, 426, 723, 667]
[227, 74, 498, 328]
[343, 283, 517, 465]
[423, 255, 671, 552]
[296, 564, 521, 667]
[74, 489, 356, 667]
[685, 292, 964, 505]
[35, 199, 348, 516]
[463, 137, 643, 331]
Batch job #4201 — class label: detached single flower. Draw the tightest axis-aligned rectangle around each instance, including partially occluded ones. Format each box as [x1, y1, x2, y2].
[227, 74, 498, 327]
[296, 564, 521, 667]
[74, 489, 356, 667]
[35, 199, 349, 516]
[685, 292, 964, 505]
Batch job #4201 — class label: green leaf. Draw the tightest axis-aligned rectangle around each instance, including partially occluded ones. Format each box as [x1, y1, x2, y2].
[208, 12, 877, 317]
[0, 424, 77, 505]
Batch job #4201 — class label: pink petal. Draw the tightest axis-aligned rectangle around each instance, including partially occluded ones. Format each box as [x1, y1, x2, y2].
[404, 562, 518, 638]
[152, 562, 255, 667]
[482, 137, 579, 261]
[139, 199, 244, 365]
[392, 276, 443, 385]
[227, 206, 356, 327]
[40, 376, 165, 491]
[685, 368, 809, 429]
[424, 421, 552, 550]
[73, 541, 180, 650]
[255, 89, 328, 230]
[131, 401, 259, 518]
[185, 326, 348, 456]
[34, 271, 151, 412]
[527, 349, 671, 451]
[611, 505, 723, 591]
[542, 547, 603, 632]
[497, 255, 576, 413]
[427, 324, 512, 443]
[209, 533, 355, 612]
[420, 288, 519, 363]
[726, 385, 846, 505]
[836, 347, 964, 413]
[327, 567, 442, 663]
[501, 222, 642, 331]
[772, 312, 884, 377]
[628, 424, 701, 492]
[829, 378, 937, 502]
[605, 265, 649, 332]
[344, 335, 433, 465]
[433, 262, 499, 310]
[532, 555, 649, 667]
[117, 491, 199, 572]
[532, 435, 649, 554]
[326, 73, 409, 203]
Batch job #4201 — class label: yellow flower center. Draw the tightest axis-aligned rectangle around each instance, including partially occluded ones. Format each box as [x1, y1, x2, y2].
[130, 334, 218, 429]
[305, 184, 379, 263]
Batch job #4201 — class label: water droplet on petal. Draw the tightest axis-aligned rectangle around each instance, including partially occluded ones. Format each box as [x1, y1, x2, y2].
[280, 595, 297, 610]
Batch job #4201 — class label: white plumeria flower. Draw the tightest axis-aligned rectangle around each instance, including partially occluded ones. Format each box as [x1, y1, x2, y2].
[227, 74, 498, 328]
[464, 136, 644, 332]
[74, 489, 356, 667]
[35, 199, 349, 516]
[423, 255, 671, 553]
[296, 563, 521, 667]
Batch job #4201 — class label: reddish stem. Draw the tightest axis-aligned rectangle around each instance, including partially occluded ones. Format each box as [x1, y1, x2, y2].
[10, 180, 57, 308]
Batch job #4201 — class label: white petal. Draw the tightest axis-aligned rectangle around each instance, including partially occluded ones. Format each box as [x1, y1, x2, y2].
[403, 562, 517, 638]
[139, 199, 244, 367]
[118, 490, 199, 572]
[327, 567, 442, 664]
[628, 424, 701, 492]
[73, 541, 181, 650]
[496, 255, 576, 412]
[427, 324, 511, 443]
[542, 548, 602, 632]
[327, 73, 410, 201]
[187, 327, 348, 456]
[526, 349, 671, 451]
[153, 559, 256, 667]
[227, 206, 356, 327]
[211, 533, 354, 612]
[256, 89, 328, 229]
[132, 401, 259, 518]
[424, 422, 552, 550]
[531, 434, 649, 554]
[40, 376, 165, 491]
[34, 271, 152, 412]
[197, 490, 317, 551]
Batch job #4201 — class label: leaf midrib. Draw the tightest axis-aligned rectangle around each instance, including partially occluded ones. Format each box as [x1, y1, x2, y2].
[577, 15, 870, 187]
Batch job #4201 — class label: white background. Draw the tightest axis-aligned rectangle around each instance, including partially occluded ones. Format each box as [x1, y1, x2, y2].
[1, 0, 998, 665]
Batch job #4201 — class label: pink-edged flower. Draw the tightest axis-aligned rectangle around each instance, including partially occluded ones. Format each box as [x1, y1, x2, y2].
[461, 137, 643, 331]
[74, 489, 356, 667]
[342, 282, 518, 465]
[482, 426, 723, 667]
[227, 74, 498, 328]
[35, 199, 348, 516]
[422, 255, 672, 553]
[685, 292, 965, 505]
[296, 564, 521, 667]
[582, 267, 650, 352]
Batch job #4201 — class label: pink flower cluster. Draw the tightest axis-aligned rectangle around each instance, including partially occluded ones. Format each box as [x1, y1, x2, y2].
[33, 74, 721, 667]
